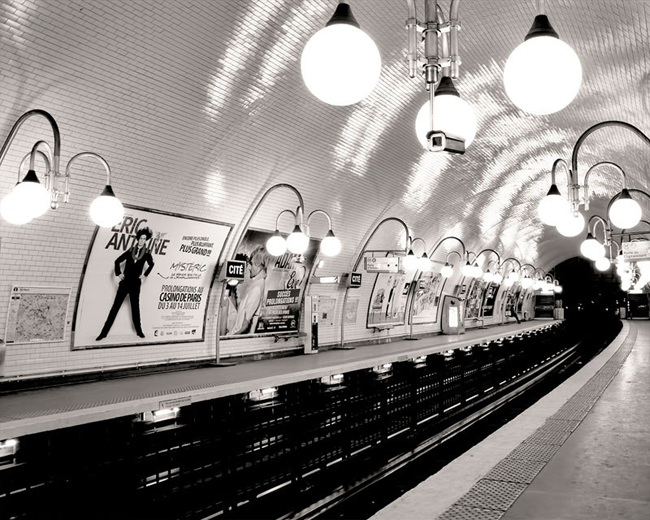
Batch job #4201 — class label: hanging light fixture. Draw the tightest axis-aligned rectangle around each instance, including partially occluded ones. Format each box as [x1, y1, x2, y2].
[0, 111, 124, 227]
[538, 184, 570, 226]
[493, 272, 504, 284]
[301, 2, 381, 106]
[556, 211, 585, 237]
[580, 232, 605, 260]
[266, 207, 341, 258]
[320, 229, 342, 257]
[266, 230, 287, 257]
[441, 262, 454, 278]
[504, 0, 581, 115]
[553, 279, 563, 293]
[609, 188, 642, 229]
[418, 252, 432, 272]
[402, 248, 419, 271]
[595, 256, 611, 272]
[461, 261, 474, 277]
[415, 77, 476, 150]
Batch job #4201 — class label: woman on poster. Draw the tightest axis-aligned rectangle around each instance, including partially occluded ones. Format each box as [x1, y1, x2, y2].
[227, 246, 270, 335]
[96, 227, 155, 340]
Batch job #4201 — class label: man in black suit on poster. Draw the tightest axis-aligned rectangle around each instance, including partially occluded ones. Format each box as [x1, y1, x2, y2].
[96, 227, 155, 341]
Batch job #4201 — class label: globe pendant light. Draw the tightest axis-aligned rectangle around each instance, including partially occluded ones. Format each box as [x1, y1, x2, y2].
[595, 256, 611, 272]
[301, 2, 381, 106]
[10, 169, 50, 219]
[0, 190, 32, 225]
[89, 184, 124, 228]
[493, 272, 504, 284]
[286, 225, 310, 254]
[483, 270, 494, 283]
[609, 188, 642, 229]
[580, 232, 605, 260]
[504, 12, 582, 114]
[320, 229, 342, 257]
[556, 211, 585, 237]
[553, 281, 563, 293]
[402, 249, 419, 271]
[415, 77, 477, 150]
[538, 184, 570, 226]
[266, 230, 288, 257]
[440, 262, 454, 278]
[461, 261, 474, 277]
[418, 252, 432, 272]
[472, 262, 483, 278]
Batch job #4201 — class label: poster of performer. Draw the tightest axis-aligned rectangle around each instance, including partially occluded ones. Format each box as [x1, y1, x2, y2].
[465, 278, 487, 320]
[410, 272, 445, 325]
[367, 266, 417, 328]
[481, 282, 499, 317]
[220, 229, 317, 336]
[72, 206, 231, 349]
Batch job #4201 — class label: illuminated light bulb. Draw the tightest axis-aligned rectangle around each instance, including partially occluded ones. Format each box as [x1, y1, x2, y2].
[580, 232, 605, 260]
[320, 230, 341, 257]
[415, 77, 477, 149]
[553, 283, 563, 294]
[493, 273, 504, 284]
[441, 263, 454, 278]
[301, 3, 381, 106]
[286, 225, 310, 254]
[595, 257, 611, 272]
[609, 189, 642, 229]
[522, 275, 534, 289]
[472, 263, 483, 278]
[418, 252, 432, 272]
[0, 191, 32, 225]
[504, 277, 515, 288]
[556, 211, 585, 237]
[266, 230, 287, 256]
[504, 15, 581, 114]
[483, 270, 494, 283]
[533, 280, 541, 291]
[402, 249, 419, 271]
[538, 184, 570, 226]
[89, 184, 124, 228]
[461, 261, 474, 277]
[11, 170, 50, 219]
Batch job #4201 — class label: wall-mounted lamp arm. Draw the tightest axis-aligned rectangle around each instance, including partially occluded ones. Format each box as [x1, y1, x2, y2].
[587, 214, 609, 244]
[501, 257, 522, 273]
[571, 121, 650, 179]
[306, 209, 334, 236]
[0, 109, 61, 177]
[64, 152, 113, 205]
[583, 162, 627, 211]
[445, 250, 463, 264]
[410, 237, 428, 255]
[449, 0, 461, 78]
[475, 248, 501, 267]
[428, 235, 467, 258]
[275, 209, 298, 230]
[534, 267, 547, 280]
[19, 150, 51, 182]
[521, 263, 537, 276]
[351, 217, 410, 272]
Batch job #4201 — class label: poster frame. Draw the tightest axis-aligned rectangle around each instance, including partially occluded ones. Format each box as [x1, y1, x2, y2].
[70, 204, 233, 350]
[408, 271, 447, 325]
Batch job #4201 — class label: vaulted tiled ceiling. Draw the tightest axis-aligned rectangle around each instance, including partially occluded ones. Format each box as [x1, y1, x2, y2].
[1, 0, 648, 272]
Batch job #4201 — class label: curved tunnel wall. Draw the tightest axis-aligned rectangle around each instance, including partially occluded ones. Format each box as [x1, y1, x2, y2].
[3, 0, 638, 378]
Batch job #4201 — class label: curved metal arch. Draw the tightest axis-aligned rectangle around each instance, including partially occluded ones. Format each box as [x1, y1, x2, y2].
[428, 235, 467, 258]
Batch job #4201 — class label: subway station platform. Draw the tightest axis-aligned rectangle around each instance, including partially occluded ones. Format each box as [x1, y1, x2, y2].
[371, 320, 649, 520]
[0, 319, 554, 439]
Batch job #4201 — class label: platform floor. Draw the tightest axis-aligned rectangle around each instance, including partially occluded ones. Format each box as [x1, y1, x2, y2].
[371, 320, 649, 520]
[0, 320, 553, 439]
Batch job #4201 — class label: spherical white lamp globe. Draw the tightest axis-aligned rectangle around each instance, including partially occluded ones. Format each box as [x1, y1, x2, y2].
[301, 4, 381, 106]
[415, 78, 477, 149]
[580, 233, 605, 260]
[89, 185, 124, 228]
[609, 189, 642, 229]
[504, 277, 515, 288]
[553, 284, 563, 294]
[461, 262, 474, 277]
[441, 263, 454, 278]
[538, 184, 569, 226]
[402, 250, 419, 271]
[483, 271, 494, 283]
[266, 230, 287, 257]
[0, 192, 32, 225]
[418, 253, 432, 272]
[11, 170, 50, 219]
[286, 226, 310, 254]
[504, 16, 581, 115]
[472, 263, 483, 278]
[556, 211, 585, 237]
[493, 273, 504, 284]
[595, 256, 611, 272]
[320, 231, 341, 257]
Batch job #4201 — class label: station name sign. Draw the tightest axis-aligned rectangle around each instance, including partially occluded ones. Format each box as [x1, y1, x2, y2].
[364, 256, 399, 273]
[622, 241, 650, 262]
[225, 259, 246, 280]
[348, 272, 363, 288]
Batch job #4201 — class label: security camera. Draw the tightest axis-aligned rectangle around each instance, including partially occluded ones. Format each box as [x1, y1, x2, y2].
[426, 130, 465, 154]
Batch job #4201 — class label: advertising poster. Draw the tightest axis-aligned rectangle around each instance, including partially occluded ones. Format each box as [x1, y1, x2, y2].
[465, 279, 487, 320]
[5, 286, 71, 344]
[317, 296, 337, 327]
[482, 283, 498, 317]
[220, 229, 318, 337]
[516, 285, 525, 313]
[411, 272, 445, 325]
[345, 298, 359, 324]
[367, 267, 417, 328]
[73, 206, 231, 349]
